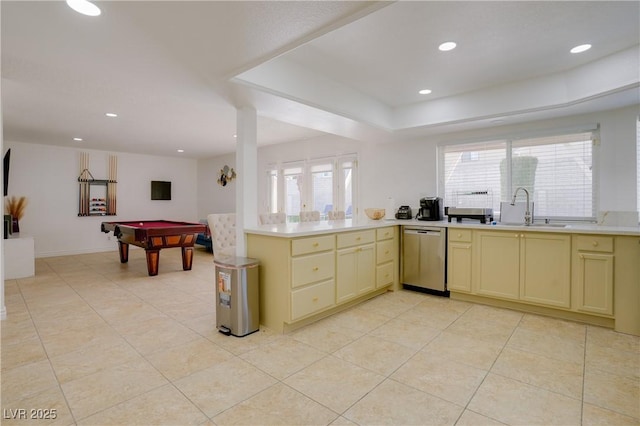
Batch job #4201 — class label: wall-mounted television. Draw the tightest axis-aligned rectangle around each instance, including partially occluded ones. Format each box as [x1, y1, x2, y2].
[151, 180, 171, 200]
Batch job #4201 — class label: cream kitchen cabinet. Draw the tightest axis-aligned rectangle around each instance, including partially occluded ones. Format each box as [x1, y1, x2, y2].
[376, 227, 396, 288]
[613, 236, 640, 336]
[474, 231, 521, 299]
[473, 230, 571, 308]
[447, 229, 473, 292]
[247, 225, 398, 333]
[336, 230, 375, 303]
[572, 235, 614, 316]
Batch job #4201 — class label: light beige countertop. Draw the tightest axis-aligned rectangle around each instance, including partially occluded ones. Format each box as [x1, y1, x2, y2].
[244, 217, 640, 237]
[244, 218, 397, 238]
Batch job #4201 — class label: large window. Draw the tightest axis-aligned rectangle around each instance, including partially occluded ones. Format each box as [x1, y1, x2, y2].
[266, 154, 357, 222]
[637, 117, 640, 219]
[439, 131, 596, 221]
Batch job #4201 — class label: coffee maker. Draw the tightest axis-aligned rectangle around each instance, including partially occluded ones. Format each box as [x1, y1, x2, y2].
[416, 197, 443, 221]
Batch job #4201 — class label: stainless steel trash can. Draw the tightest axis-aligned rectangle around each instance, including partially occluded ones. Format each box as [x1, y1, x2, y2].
[214, 256, 260, 337]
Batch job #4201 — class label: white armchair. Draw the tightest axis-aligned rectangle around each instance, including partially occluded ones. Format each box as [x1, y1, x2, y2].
[207, 213, 236, 257]
[259, 212, 286, 225]
[299, 211, 320, 222]
[327, 210, 345, 220]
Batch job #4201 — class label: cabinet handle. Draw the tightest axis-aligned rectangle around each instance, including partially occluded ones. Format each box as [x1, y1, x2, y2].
[580, 254, 584, 259]
[515, 234, 519, 238]
[356, 237, 361, 241]
[520, 234, 524, 238]
[312, 296, 318, 302]
[592, 241, 599, 247]
[313, 242, 319, 247]
[385, 250, 389, 255]
[457, 233, 462, 238]
[312, 267, 319, 271]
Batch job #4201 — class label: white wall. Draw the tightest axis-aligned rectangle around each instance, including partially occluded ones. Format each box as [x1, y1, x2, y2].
[5, 105, 637, 258]
[197, 135, 368, 218]
[195, 105, 639, 222]
[197, 152, 236, 219]
[369, 105, 640, 215]
[4, 141, 198, 257]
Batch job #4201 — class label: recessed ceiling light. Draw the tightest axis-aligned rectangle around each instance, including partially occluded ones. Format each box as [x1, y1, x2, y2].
[105, 112, 118, 118]
[66, 0, 101, 17]
[233, 134, 237, 138]
[570, 44, 591, 54]
[177, 149, 184, 153]
[439, 41, 457, 52]
[73, 137, 83, 142]
[418, 89, 432, 95]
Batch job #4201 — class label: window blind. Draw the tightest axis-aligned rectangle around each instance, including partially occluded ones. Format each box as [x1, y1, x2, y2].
[440, 131, 595, 221]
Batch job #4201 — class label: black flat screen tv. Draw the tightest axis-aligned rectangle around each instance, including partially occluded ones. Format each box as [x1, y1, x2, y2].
[151, 180, 171, 200]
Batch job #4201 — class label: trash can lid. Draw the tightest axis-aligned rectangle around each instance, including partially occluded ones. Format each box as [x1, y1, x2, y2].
[213, 255, 260, 269]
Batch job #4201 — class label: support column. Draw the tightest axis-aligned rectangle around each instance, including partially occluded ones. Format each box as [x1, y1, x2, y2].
[235, 107, 258, 257]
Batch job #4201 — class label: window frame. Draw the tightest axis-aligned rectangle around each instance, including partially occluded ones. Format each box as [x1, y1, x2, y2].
[264, 154, 358, 222]
[438, 129, 599, 223]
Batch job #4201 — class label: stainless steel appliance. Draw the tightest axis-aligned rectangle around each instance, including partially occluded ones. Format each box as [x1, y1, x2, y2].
[446, 206, 493, 224]
[395, 205, 413, 219]
[416, 197, 443, 221]
[402, 226, 447, 295]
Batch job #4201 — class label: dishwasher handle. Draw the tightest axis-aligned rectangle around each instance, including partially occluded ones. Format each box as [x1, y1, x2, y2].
[404, 228, 442, 236]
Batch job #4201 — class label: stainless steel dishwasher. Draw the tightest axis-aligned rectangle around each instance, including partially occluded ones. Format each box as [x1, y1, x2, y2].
[402, 226, 448, 295]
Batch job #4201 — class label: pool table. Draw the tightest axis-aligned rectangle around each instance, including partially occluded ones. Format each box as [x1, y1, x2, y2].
[101, 220, 207, 276]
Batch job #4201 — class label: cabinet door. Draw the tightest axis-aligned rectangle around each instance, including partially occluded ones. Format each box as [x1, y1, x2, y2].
[520, 233, 571, 308]
[475, 231, 520, 300]
[376, 262, 394, 288]
[357, 244, 375, 295]
[448, 242, 472, 292]
[336, 248, 357, 303]
[613, 236, 640, 334]
[336, 244, 375, 304]
[576, 252, 614, 315]
[376, 239, 394, 264]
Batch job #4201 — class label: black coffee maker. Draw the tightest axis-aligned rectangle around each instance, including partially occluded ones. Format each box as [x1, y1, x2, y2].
[416, 197, 443, 221]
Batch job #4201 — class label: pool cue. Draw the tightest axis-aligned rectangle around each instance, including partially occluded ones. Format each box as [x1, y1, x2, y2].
[83, 152, 88, 215]
[111, 155, 118, 214]
[80, 152, 86, 215]
[111, 155, 115, 215]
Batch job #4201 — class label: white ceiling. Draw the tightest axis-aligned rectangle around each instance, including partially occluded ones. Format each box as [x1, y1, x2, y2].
[2, 1, 639, 159]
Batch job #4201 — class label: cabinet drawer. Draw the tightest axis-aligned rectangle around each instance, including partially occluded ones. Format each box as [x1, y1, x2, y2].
[376, 262, 394, 287]
[376, 227, 394, 241]
[337, 230, 375, 249]
[449, 229, 472, 242]
[376, 239, 395, 264]
[291, 252, 335, 288]
[291, 235, 334, 256]
[291, 279, 335, 320]
[575, 235, 613, 253]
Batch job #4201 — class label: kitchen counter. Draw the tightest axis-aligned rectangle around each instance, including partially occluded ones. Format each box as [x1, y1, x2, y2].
[244, 218, 402, 237]
[245, 217, 640, 237]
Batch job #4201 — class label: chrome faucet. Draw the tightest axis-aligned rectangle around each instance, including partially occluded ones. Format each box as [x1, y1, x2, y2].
[511, 187, 532, 225]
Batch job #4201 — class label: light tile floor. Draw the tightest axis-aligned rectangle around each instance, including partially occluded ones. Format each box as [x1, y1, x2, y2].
[2, 248, 639, 425]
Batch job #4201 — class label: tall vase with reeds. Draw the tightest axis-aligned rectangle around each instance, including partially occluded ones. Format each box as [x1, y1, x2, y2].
[5, 196, 27, 233]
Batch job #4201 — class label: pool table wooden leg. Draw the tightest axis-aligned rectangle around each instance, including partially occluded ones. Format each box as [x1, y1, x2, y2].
[145, 249, 160, 276]
[118, 242, 129, 263]
[182, 246, 194, 271]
